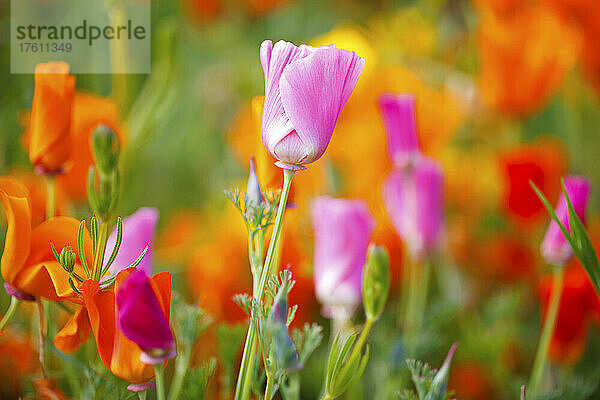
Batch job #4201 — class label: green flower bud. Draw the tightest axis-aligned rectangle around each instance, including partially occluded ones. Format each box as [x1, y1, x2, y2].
[92, 124, 119, 177]
[59, 246, 76, 273]
[362, 244, 390, 321]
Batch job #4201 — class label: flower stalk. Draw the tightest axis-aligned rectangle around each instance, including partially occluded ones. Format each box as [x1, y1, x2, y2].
[154, 365, 166, 400]
[529, 266, 564, 396]
[46, 175, 56, 219]
[404, 258, 431, 356]
[234, 168, 295, 400]
[0, 296, 20, 331]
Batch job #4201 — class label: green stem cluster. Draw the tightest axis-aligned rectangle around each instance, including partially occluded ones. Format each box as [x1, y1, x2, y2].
[234, 169, 295, 400]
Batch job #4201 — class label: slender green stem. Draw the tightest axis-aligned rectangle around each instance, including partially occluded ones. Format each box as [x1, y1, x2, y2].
[256, 169, 295, 298]
[46, 175, 55, 219]
[404, 257, 430, 357]
[234, 169, 295, 400]
[320, 393, 334, 400]
[0, 296, 20, 331]
[264, 371, 276, 400]
[110, 5, 129, 110]
[138, 391, 147, 400]
[168, 346, 191, 400]
[529, 266, 564, 396]
[37, 300, 47, 378]
[154, 365, 166, 400]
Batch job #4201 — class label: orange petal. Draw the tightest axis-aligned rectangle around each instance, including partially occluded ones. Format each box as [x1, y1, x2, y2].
[29, 62, 76, 173]
[0, 177, 32, 288]
[84, 270, 154, 384]
[82, 279, 115, 371]
[33, 378, 71, 400]
[16, 216, 92, 300]
[57, 92, 124, 200]
[54, 306, 91, 353]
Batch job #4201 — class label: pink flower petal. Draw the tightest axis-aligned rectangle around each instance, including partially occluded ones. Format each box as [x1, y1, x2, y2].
[279, 47, 365, 164]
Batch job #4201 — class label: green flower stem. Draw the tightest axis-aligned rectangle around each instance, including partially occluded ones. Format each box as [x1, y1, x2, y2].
[154, 365, 166, 400]
[0, 296, 20, 331]
[264, 371, 276, 400]
[404, 258, 430, 357]
[138, 391, 147, 400]
[320, 393, 334, 400]
[256, 168, 295, 300]
[37, 299, 47, 378]
[234, 168, 295, 400]
[46, 175, 55, 219]
[168, 344, 191, 400]
[109, 4, 129, 110]
[529, 266, 564, 396]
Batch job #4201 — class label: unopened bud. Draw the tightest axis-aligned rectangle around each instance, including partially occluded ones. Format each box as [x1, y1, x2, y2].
[59, 246, 76, 273]
[246, 156, 263, 207]
[92, 124, 119, 176]
[362, 244, 390, 321]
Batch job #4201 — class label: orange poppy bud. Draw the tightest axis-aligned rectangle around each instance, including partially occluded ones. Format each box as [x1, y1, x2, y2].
[29, 62, 76, 173]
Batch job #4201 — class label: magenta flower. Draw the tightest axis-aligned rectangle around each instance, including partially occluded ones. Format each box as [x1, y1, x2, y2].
[260, 40, 365, 171]
[379, 93, 420, 168]
[540, 175, 591, 266]
[312, 196, 375, 318]
[116, 269, 176, 365]
[104, 207, 158, 276]
[382, 156, 444, 260]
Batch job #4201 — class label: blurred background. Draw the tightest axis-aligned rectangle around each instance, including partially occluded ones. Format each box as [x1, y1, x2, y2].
[2, 0, 600, 399]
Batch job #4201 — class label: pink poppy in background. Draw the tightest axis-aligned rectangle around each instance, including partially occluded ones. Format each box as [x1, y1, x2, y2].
[311, 196, 374, 319]
[104, 207, 159, 276]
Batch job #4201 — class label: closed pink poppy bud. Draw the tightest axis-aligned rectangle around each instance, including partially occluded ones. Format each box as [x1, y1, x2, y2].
[312, 196, 375, 318]
[382, 156, 444, 260]
[116, 269, 176, 365]
[378, 93, 420, 168]
[541, 175, 591, 267]
[260, 40, 365, 171]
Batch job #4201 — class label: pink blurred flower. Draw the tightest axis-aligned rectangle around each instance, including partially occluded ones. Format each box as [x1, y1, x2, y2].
[382, 157, 445, 260]
[104, 207, 159, 276]
[378, 93, 420, 169]
[260, 40, 365, 171]
[541, 176, 591, 266]
[116, 269, 176, 365]
[311, 196, 375, 318]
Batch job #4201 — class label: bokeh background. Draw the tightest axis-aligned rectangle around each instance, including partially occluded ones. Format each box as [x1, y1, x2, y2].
[2, 0, 600, 399]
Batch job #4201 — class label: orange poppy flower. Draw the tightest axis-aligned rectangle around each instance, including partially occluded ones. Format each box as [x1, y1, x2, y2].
[498, 138, 567, 226]
[57, 92, 124, 201]
[82, 267, 172, 384]
[449, 361, 498, 400]
[187, 209, 250, 323]
[477, 5, 579, 116]
[0, 330, 38, 398]
[0, 176, 91, 301]
[28, 62, 76, 173]
[31, 378, 71, 400]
